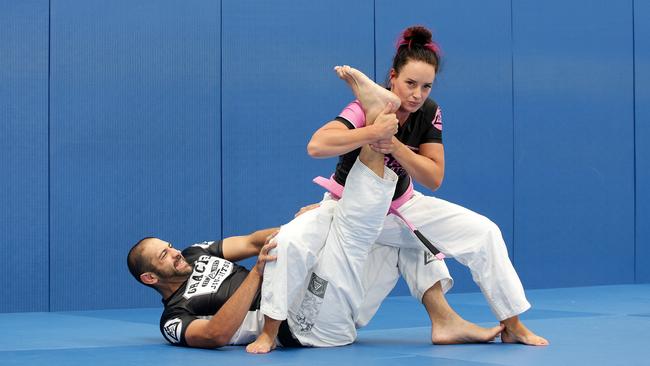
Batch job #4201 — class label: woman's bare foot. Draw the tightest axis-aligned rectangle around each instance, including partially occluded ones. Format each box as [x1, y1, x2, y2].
[501, 317, 549, 346]
[422, 282, 503, 345]
[432, 316, 504, 345]
[246, 332, 276, 354]
[334, 65, 401, 123]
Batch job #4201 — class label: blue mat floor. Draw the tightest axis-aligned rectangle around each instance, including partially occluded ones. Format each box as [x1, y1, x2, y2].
[2, 284, 649, 366]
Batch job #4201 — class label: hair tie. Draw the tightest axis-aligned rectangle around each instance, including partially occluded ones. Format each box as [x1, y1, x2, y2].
[424, 42, 440, 54]
[396, 38, 441, 55]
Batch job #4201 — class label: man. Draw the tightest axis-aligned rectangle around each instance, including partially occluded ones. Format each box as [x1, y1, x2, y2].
[127, 106, 502, 352]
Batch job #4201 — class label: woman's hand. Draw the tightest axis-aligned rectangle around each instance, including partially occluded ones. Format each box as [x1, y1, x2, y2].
[369, 104, 399, 141]
[370, 136, 403, 155]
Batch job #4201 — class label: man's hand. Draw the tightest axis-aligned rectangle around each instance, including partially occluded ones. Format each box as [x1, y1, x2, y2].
[252, 231, 278, 276]
[295, 203, 321, 217]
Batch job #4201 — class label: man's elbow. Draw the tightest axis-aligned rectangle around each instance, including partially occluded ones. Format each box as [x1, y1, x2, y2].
[212, 334, 231, 348]
[186, 329, 230, 349]
[200, 333, 230, 349]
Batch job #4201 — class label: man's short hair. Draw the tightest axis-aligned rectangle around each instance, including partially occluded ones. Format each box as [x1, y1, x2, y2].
[127, 237, 157, 287]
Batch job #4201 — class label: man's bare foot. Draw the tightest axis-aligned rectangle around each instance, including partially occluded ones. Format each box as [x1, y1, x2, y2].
[500, 316, 549, 346]
[246, 332, 277, 354]
[432, 317, 504, 345]
[334, 65, 401, 123]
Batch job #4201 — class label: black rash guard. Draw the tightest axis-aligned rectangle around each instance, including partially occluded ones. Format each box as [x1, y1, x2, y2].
[333, 98, 443, 199]
[159, 241, 299, 347]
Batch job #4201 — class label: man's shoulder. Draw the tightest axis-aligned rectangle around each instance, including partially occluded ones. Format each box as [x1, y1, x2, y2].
[182, 240, 223, 262]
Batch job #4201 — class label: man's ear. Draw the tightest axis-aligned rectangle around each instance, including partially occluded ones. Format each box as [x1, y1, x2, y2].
[140, 272, 158, 285]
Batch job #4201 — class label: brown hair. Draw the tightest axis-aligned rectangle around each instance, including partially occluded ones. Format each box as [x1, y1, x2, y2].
[391, 25, 441, 76]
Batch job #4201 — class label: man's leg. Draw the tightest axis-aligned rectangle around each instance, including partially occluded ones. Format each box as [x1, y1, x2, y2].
[250, 144, 394, 350]
[248, 198, 337, 353]
[334, 65, 401, 123]
[287, 146, 397, 347]
[245, 316, 281, 353]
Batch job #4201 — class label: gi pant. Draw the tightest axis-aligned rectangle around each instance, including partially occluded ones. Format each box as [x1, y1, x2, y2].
[261, 158, 451, 347]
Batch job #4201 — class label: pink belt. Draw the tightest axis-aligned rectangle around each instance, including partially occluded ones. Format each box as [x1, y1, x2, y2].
[313, 175, 445, 260]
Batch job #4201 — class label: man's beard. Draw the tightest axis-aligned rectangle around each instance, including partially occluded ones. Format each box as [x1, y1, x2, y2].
[154, 258, 193, 280]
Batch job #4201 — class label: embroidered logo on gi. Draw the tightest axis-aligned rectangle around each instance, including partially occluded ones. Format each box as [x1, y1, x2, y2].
[308, 272, 328, 299]
[424, 252, 435, 265]
[290, 272, 329, 334]
[163, 318, 182, 344]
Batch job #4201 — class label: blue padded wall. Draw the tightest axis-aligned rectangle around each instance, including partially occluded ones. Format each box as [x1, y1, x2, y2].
[49, 0, 221, 310]
[2, 0, 647, 314]
[221, 0, 374, 240]
[512, 0, 635, 288]
[376, 0, 514, 294]
[0, 0, 49, 312]
[636, 0, 650, 283]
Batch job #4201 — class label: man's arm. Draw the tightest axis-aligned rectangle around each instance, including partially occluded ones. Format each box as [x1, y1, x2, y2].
[221, 228, 278, 262]
[183, 239, 277, 348]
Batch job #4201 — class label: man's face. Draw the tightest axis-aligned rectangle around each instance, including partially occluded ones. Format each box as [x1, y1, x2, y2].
[142, 238, 193, 280]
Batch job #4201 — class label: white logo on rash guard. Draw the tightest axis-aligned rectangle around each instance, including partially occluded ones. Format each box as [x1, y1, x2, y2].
[184, 255, 234, 300]
[163, 318, 182, 343]
[432, 107, 443, 131]
[191, 241, 215, 250]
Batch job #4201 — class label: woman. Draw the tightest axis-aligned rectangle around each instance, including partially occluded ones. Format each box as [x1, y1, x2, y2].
[307, 25, 548, 346]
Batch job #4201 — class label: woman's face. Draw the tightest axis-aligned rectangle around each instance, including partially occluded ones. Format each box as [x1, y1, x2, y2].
[390, 60, 436, 114]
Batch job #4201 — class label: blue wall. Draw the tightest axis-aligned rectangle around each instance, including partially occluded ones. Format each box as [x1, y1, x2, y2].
[0, 0, 49, 313]
[512, 0, 635, 287]
[221, 0, 374, 235]
[49, 0, 221, 310]
[0, 0, 647, 312]
[636, 0, 650, 283]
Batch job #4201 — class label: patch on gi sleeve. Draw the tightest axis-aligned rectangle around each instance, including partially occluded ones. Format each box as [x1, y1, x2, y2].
[424, 252, 435, 265]
[163, 318, 183, 344]
[307, 272, 328, 298]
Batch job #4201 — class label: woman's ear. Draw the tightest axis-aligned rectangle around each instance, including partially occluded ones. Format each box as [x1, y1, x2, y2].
[389, 69, 397, 88]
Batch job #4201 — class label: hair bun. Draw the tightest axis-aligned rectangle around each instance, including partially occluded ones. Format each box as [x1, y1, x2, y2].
[399, 25, 433, 47]
[390, 25, 441, 75]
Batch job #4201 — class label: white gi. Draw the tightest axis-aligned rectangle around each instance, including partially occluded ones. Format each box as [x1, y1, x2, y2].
[262, 185, 530, 336]
[260, 157, 452, 347]
[377, 192, 531, 321]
